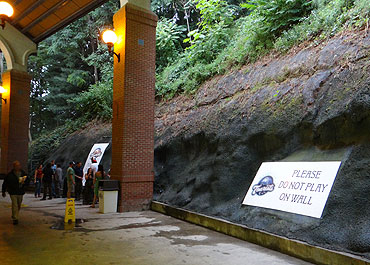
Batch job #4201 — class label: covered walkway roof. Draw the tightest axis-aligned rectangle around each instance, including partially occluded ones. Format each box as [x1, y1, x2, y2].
[7, 0, 109, 43]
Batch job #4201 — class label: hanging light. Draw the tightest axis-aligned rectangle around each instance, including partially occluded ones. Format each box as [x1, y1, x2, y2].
[102, 29, 120, 62]
[0, 84, 7, 103]
[0, 1, 14, 29]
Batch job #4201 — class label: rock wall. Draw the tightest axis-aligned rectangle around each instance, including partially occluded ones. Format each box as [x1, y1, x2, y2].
[153, 30, 370, 259]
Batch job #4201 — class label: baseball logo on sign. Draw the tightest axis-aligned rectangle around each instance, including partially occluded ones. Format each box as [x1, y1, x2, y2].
[251, 176, 275, 196]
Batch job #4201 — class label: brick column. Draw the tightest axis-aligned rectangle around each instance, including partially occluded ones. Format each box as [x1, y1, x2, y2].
[1, 70, 30, 175]
[111, 4, 157, 212]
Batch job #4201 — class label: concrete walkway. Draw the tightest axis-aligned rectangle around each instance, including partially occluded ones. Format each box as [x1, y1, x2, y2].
[0, 193, 312, 265]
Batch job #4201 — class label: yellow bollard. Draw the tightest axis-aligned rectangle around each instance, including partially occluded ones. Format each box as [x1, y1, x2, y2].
[64, 198, 76, 223]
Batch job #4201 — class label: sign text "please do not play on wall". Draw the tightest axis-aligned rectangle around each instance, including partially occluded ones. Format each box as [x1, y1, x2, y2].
[242, 162, 342, 218]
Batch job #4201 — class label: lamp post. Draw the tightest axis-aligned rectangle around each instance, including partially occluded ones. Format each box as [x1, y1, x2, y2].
[102, 29, 120, 63]
[0, 1, 14, 29]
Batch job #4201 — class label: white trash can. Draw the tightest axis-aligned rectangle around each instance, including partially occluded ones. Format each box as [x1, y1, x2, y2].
[99, 190, 118, 213]
[98, 180, 119, 214]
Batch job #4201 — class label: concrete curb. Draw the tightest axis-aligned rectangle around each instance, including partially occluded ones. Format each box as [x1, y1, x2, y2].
[151, 201, 370, 265]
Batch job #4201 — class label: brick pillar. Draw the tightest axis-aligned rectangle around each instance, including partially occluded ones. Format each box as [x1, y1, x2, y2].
[1, 70, 30, 175]
[110, 4, 157, 212]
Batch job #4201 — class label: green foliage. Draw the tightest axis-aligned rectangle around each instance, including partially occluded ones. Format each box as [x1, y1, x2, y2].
[185, 0, 237, 56]
[29, 118, 88, 167]
[243, 0, 313, 37]
[151, 0, 198, 33]
[156, 0, 238, 97]
[156, 0, 370, 98]
[275, 0, 369, 51]
[69, 79, 113, 120]
[188, 0, 235, 37]
[156, 0, 312, 97]
[156, 18, 186, 71]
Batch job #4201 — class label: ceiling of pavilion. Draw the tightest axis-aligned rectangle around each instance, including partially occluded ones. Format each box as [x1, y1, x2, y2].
[7, 0, 109, 43]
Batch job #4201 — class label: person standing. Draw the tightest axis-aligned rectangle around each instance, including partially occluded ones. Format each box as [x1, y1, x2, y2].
[66, 162, 76, 199]
[74, 162, 83, 201]
[41, 163, 53, 200]
[51, 160, 57, 198]
[2, 161, 28, 225]
[51, 160, 56, 171]
[34, 164, 43, 198]
[54, 164, 63, 198]
[98, 165, 106, 179]
[91, 171, 103, 208]
[83, 168, 94, 205]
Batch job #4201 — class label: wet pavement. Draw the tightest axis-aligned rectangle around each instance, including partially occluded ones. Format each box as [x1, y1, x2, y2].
[0, 192, 313, 265]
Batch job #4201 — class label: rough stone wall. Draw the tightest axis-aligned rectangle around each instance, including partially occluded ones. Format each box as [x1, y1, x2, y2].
[153, 30, 370, 259]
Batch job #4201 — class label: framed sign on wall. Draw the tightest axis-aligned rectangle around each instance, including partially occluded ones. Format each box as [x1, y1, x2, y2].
[242, 161, 342, 218]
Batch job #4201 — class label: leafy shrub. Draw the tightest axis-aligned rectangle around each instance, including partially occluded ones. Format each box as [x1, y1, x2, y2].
[29, 118, 88, 169]
[69, 80, 113, 120]
[156, 18, 186, 71]
[156, 0, 238, 97]
[274, 0, 369, 52]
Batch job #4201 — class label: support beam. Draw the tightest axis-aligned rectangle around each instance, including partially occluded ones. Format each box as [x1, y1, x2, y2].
[1, 70, 31, 175]
[21, 0, 70, 34]
[11, 0, 46, 26]
[110, 3, 157, 212]
[33, 0, 107, 43]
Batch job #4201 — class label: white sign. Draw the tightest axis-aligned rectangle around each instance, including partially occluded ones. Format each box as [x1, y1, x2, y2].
[82, 143, 109, 185]
[242, 161, 341, 218]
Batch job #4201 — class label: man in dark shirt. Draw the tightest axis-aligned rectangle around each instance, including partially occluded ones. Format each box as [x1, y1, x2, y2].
[41, 163, 53, 200]
[74, 162, 83, 201]
[2, 161, 28, 225]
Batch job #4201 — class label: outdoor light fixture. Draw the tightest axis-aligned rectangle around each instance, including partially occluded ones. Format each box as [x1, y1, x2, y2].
[0, 85, 7, 103]
[102, 29, 120, 62]
[0, 1, 14, 29]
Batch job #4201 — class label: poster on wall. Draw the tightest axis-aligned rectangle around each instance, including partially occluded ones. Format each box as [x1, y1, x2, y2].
[242, 161, 342, 218]
[82, 143, 109, 185]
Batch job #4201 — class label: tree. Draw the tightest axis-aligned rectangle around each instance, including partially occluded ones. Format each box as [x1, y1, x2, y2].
[28, 0, 119, 137]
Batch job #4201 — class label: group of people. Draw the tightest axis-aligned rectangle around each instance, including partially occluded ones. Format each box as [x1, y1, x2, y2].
[34, 158, 107, 207]
[1, 158, 108, 225]
[2, 157, 109, 225]
[34, 160, 81, 200]
[34, 160, 63, 199]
